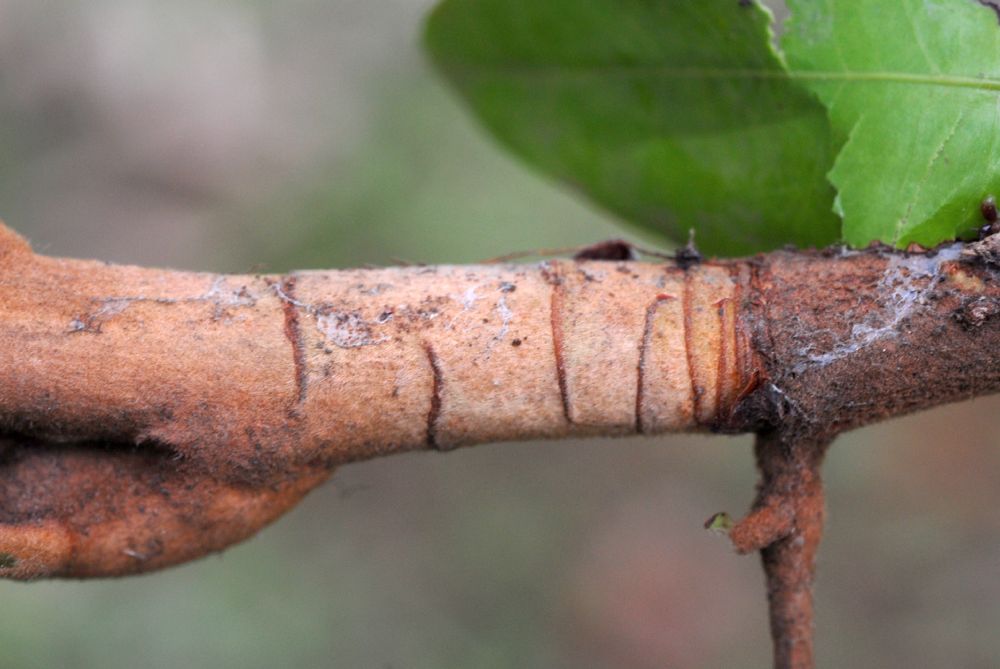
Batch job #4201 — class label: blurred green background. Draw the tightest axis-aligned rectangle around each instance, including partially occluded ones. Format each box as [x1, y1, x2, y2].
[1, 1, 999, 667]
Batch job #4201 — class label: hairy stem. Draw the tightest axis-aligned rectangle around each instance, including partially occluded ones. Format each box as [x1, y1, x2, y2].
[730, 433, 830, 669]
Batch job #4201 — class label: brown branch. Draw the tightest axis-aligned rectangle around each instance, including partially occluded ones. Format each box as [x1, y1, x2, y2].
[0, 221, 759, 577]
[728, 432, 831, 669]
[5, 221, 1000, 666]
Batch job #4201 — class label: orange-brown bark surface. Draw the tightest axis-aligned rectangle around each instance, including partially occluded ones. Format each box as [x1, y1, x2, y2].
[7, 221, 1000, 669]
[0, 221, 758, 578]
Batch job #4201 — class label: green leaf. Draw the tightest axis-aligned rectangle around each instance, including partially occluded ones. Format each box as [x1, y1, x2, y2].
[425, 0, 840, 256]
[784, 0, 1000, 248]
[704, 512, 734, 534]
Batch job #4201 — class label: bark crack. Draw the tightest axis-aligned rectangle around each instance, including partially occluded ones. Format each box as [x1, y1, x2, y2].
[424, 343, 444, 450]
[715, 298, 731, 422]
[548, 277, 572, 424]
[682, 270, 701, 425]
[731, 273, 747, 403]
[279, 275, 307, 409]
[635, 294, 674, 434]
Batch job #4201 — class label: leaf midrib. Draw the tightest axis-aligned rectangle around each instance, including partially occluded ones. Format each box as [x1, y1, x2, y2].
[440, 63, 1000, 92]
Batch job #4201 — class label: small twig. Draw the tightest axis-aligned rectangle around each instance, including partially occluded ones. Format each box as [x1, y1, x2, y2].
[725, 431, 832, 669]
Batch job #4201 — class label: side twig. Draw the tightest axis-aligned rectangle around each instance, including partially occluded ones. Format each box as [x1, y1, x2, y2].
[729, 431, 832, 669]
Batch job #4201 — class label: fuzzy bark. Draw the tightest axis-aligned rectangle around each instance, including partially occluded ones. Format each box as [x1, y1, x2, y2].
[729, 433, 831, 669]
[0, 222, 760, 578]
[3, 220, 1000, 584]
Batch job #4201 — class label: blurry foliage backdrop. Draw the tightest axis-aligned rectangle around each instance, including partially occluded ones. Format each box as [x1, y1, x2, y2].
[1, 1, 1000, 668]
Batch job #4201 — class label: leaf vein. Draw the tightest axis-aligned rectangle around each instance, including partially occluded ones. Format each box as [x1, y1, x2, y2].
[894, 105, 968, 245]
[444, 64, 1000, 93]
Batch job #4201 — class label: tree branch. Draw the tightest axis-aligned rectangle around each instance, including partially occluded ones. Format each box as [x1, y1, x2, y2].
[0, 221, 760, 576]
[729, 432, 831, 669]
[2, 219, 1000, 596]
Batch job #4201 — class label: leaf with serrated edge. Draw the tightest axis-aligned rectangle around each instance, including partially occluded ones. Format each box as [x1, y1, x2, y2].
[425, 0, 839, 256]
[784, 0, 1000, 248]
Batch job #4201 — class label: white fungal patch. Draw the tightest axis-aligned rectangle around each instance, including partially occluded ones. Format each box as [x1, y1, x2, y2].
[475, 291, 516, 360]
[202, 276, 257, 309]
[95, 297, 136, 318]
[800, 244, 964, 369]
[494, 294, 513, 342]
[70, 277, 262, 331]
[315, 311, 387, 348]
[459, 286, 479, 310]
